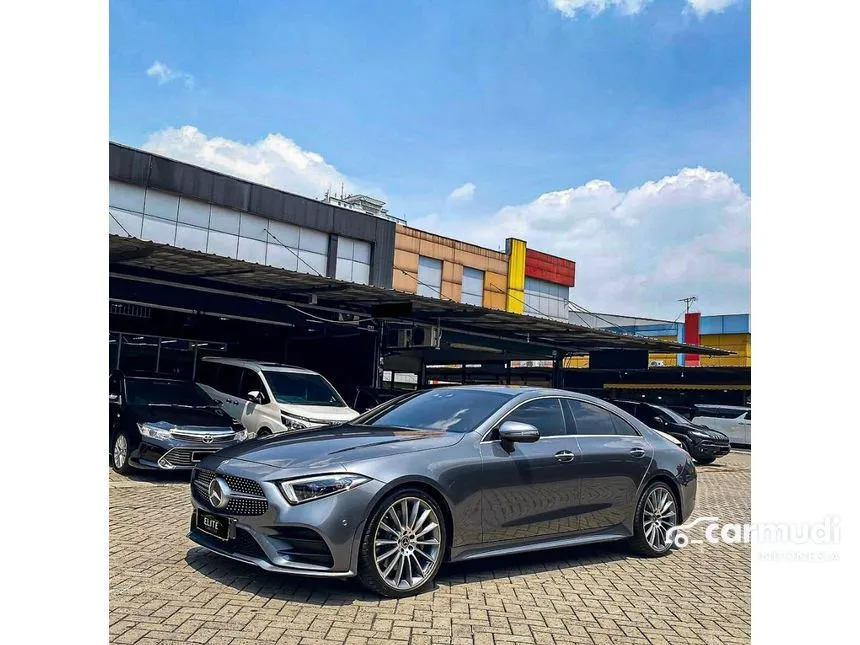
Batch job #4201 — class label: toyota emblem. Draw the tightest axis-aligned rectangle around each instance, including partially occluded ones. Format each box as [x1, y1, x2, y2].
[203, 433, 214, 444]
[207, 477, 231, 509]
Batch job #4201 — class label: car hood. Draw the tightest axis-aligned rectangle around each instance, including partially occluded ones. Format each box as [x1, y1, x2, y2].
[129, 404, 235, 428]
[278, 403, 360, 424]
[669, 422, 729, 441]
[205, 425, 464, 470]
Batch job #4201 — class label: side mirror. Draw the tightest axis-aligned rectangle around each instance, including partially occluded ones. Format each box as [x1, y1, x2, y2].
[109, 393, 120, 404]
[652, 416, 665, 427]
[498, 421, 540, 443]
[247, 390, 264, 404]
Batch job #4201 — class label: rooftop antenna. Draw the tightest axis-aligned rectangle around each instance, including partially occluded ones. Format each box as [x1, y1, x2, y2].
[678, 296, 698, 314]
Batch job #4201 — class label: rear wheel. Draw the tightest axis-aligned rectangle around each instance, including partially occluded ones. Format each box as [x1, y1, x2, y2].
[111, 432, 132, 474]
[257, 428, 272, 437]
[629, 481, 678, 557]
[357, 489, 446, 598]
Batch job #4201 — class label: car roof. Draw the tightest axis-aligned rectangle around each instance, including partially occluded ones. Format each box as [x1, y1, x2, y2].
[425, 385, 612, 404]
[199, 356, 317, 374]
[111, 370, 187, 382]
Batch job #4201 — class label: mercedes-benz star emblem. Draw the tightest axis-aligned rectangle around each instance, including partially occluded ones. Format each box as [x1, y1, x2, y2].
[203, 433, 214, 444]
[208, 477, 232, 509]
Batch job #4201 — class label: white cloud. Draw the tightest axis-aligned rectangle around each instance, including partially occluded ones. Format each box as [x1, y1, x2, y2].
[448, 182, 476, 202]
[411, 167, 750, 319]
[549, 0, 651, 18]
[685, 0, 742, 17]
[146, 61, 195, 88]
[142, 126, 360, 201]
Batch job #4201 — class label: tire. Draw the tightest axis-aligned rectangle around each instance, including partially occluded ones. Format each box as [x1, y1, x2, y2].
[629, 481, 679, 557]
[257, 428, 272, 437]
[111, 431, 133, 475]
[357, 488, 447, 598]
[695, 456, 716, 465]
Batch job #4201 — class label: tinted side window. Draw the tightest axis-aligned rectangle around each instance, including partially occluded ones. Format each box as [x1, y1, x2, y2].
[213, 364, 243, 397]
[505, 398, 566, 438]
[196, 361, 220, 389]
[567, 400, 617, 435]
[609, 414, 639, 437]
[240, 369, 269, 402]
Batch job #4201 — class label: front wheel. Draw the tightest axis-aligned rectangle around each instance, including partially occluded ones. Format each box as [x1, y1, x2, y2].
[629, 481, 679, 557]
[695, 456, 716, 465]
[111, 431, 133, 474]
[357, 489, 447, 598]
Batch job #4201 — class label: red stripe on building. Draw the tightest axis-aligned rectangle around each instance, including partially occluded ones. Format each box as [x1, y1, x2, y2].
[524, 248, 576, 286]
[684, 312, 701, 367]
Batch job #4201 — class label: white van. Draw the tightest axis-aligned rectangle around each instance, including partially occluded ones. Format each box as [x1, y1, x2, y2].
[195, 357, 360, 437]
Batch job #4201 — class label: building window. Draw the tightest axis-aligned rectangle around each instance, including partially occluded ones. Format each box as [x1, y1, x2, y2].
[417, 256, 443, 299]
[461, 267, 484, 306]
[335, 236, 372, 285]
[524, 277, 569, 321]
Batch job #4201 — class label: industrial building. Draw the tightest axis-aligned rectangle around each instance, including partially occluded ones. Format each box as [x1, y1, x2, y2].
[108, 142, 728, 404]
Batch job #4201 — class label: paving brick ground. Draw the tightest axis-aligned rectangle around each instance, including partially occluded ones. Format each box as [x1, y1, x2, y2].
[110, 452, 751, 644]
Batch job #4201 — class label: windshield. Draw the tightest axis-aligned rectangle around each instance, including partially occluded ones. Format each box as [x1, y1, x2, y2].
[125, 379, 215, 407]
[358, 389, 513, 433]
[263, 371, 346, 407]
[654, 405, 689, 425]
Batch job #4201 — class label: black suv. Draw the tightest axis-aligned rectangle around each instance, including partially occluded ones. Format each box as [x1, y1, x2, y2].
[109, 370, 247, 474]
[610, 400, 731, 465]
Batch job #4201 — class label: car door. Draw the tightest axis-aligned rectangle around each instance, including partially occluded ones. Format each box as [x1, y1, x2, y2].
[479, 397, 582, 544]
[736, 411, 751, 444]
[108, 372, 123, 450]
[237, 368, 272, 435]
[565, 399, 652, 533]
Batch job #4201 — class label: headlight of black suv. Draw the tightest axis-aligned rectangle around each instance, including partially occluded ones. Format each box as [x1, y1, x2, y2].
[279, 473, 370, 504]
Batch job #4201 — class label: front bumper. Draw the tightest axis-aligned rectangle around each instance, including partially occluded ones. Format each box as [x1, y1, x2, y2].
[690, 440, 731, 460]
[131, 437, 243, 470]
[188, 462, 385, 577]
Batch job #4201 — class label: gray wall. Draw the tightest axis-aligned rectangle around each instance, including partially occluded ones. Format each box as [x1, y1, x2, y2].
[109, 142, 395, 288]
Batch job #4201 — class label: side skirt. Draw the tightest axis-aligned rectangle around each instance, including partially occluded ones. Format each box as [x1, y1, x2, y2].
[451, 527, 631, 563]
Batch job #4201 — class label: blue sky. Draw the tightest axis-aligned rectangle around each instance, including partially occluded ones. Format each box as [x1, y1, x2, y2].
[110, 0, 750, 318]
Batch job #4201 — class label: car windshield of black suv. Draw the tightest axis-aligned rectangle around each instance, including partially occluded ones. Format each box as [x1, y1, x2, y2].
[359, 389, 513, 433]
[263, 371, 346, 407]
[654, 405, 689, 425]
[126, 379, 216, 407]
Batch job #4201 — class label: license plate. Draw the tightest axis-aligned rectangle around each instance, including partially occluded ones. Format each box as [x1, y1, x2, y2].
[196, 510, 230, 540]
[191, 450, 216, 463]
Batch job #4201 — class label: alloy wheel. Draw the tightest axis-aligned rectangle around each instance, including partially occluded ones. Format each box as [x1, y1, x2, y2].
[373, 496, 442, 591]
[114, 434, 128, 469]
[643, 486, 677, 552]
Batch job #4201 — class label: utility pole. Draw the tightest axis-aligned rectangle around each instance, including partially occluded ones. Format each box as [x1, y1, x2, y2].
[678, 296, 698, 314]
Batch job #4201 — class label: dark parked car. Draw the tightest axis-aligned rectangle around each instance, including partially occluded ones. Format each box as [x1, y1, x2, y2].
[189, 386, 697, 597]
[109, 370, 248, 474]
[610, 400, 731, 465]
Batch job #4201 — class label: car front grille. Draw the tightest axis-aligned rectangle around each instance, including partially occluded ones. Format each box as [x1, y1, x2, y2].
[192, 469, 269, 516]
[159, 448, 219, 469]
[171, 429, 238, 443]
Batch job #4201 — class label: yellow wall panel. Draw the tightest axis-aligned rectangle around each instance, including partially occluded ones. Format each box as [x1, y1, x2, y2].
[506, 238, 526, 314]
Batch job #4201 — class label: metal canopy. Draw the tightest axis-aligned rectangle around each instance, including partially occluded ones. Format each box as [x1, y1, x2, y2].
[109, 235, 730, 358]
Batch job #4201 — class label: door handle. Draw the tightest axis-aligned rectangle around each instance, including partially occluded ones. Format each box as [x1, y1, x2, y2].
[554, 450, 575, 463]
[629, 447, 646, 458]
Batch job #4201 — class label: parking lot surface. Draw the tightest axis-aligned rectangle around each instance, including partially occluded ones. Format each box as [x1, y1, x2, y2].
[110, 452, 751, 645]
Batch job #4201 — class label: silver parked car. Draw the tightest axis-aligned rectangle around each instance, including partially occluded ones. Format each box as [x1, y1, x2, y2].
[188, 386, 697, 597]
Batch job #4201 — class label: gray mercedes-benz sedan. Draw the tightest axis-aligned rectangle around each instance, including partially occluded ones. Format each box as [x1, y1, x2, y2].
[189, 386, 697, 597]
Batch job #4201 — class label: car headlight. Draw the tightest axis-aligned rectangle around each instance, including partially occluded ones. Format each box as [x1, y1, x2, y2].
[281, 413, 312, 430]
[234, 428, 248, 441]
[138, 422, 173, 441]
[279, 473, 370, 504]
[689, 430, 710, 439]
